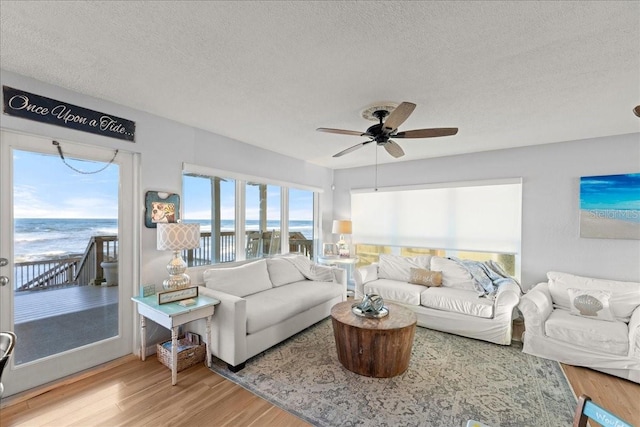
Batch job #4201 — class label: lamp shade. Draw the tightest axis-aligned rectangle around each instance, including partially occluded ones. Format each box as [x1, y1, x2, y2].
[332, 220, 352, 235]
[157, 223, 200, 251]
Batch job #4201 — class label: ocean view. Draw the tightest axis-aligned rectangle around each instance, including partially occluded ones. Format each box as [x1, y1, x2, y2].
[15, 218, 118, 262]
[14, 218, 313, 262]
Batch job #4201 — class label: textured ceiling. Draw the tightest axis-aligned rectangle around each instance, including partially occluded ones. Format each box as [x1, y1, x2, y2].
[1, 1, 639, 169]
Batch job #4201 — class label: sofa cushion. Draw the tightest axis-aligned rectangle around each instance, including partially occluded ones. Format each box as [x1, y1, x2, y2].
[544, 309, 629, 356]
[244, 281, 343, 334]
[567, 288, 615, 322]
[266, 257, 306, 287]
[203, 259, 272, 297]
[378, 254, 431, 282]
[364, 279, 428, 306]
[420, 287, 494, 319]
[547, 271, 640, 322]
[409, 268, 442, 287]
[430, 257, 477, 291]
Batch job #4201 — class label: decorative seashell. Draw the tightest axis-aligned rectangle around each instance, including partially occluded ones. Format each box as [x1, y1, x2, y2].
[573, 294, 603, 316]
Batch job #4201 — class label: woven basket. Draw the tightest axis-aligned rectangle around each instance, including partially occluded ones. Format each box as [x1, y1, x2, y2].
[156, 338, 205, 372]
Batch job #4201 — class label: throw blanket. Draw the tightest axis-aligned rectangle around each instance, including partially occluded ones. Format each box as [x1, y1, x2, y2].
[284, 256, 335, 282]
[449, 257, 521, 298]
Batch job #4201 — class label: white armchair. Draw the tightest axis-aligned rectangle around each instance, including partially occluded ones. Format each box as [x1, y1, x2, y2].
[519, 272, 640, 383]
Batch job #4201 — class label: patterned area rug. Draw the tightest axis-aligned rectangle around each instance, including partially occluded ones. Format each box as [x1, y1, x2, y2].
[209, 318, 576, 427]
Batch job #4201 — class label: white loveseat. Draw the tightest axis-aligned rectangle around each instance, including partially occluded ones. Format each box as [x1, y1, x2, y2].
[519, 271, 640, 383]
[189, 255, 347, 371]
[355, 254, 522, 345]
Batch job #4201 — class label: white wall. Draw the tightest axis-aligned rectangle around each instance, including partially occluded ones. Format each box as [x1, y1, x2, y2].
[333, 133, 640, 289]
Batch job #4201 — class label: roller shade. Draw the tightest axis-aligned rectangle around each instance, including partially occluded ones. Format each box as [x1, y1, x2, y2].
[351, 179, 522, 254]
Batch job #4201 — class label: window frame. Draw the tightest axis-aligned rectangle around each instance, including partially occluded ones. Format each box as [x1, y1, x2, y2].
[182, 163, 319, 265]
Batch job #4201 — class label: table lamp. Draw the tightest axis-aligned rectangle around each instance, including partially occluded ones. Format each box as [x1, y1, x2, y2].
[332, 220, 352, 257]
[157, 222, 200, 290]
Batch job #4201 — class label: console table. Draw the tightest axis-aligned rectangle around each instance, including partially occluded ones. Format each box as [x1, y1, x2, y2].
[131, 293, 220, 385]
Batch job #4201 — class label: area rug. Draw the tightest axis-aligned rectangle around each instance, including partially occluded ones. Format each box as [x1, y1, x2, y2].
[209, 319, 576, 427]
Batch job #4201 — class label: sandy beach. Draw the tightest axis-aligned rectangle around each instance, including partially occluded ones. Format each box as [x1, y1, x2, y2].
[580, 210, 640, 240]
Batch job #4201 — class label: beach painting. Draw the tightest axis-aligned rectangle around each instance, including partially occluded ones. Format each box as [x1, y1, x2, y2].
[580, 173, 640, 240]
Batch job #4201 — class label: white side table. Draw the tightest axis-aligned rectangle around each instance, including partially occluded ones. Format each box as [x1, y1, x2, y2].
[131, 293, 220, 385]
[317, 256, 358, 295]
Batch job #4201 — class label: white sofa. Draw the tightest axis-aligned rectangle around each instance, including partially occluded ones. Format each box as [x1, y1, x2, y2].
[355, 254, 522, 345]
[188, 255, 347, 371]
[519, 271, 640, 383]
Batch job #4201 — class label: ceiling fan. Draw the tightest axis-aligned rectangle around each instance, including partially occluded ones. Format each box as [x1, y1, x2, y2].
[317, 101, 458, 158]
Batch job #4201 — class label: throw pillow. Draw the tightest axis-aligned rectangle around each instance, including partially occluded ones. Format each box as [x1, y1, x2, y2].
[203, 259, 273, 297]
[567, 288, 616, 322]
[378, 254, 431, 282]
[266, 257, 306, 287]
[409, 268, 442, 287]
[547, 271, 640, 322]
[430, 256, 476, 291]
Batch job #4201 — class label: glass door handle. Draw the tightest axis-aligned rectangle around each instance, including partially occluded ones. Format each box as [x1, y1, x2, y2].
[0, 257, 7, 267]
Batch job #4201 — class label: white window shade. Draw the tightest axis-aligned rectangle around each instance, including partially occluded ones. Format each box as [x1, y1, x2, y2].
[351, 180, 522, 254]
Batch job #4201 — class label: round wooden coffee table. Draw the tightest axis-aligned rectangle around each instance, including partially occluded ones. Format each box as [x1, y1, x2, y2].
[330, 301, 417, 378]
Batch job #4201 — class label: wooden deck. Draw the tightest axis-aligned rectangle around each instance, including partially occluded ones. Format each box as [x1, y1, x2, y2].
[14, 285, 119, 324]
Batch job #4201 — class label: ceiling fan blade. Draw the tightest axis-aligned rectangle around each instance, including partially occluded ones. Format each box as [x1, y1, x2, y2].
[316, 127, 364, 136]
[333, 141, 372, 157]
[383, 102, 416, 133]
[384, 140, 405, 158]
[394, 128, 458, 138]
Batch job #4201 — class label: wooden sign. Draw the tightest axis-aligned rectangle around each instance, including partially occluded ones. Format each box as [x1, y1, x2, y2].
[157, 287, 199, 305]
[2, 86, 135, 142]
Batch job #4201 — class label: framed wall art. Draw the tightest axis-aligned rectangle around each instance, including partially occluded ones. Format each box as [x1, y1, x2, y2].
[145, 191, 180, 228]
[580, 173, 640, 240]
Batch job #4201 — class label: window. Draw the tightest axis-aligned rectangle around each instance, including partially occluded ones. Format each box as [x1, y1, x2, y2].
[289, 188, 314, 258]
[183, 174, 235, 264]
[245, 183, 281, 259]
[183, 164, 318, 266]
[351, 178, 522, 278]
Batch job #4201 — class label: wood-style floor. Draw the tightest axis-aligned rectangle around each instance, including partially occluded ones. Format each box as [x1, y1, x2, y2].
[1, 353, 639, 427]
[0, 356, 308, 427]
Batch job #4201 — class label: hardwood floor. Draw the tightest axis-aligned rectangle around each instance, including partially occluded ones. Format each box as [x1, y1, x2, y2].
[2, 353, 638, 427]
[0, 356, 308, 427]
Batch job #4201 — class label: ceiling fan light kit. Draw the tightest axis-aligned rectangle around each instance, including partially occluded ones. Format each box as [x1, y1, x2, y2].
[316, 101, 458, 159]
